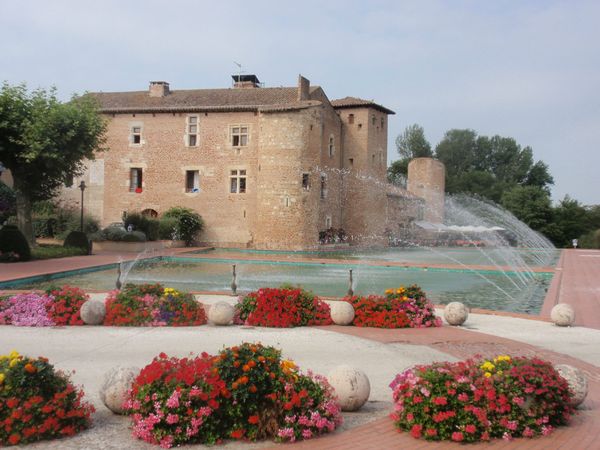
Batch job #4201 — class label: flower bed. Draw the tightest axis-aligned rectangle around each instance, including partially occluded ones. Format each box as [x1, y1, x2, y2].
[234, 287, 332, 327]
[104, 283, 206, 326]
[390, 355, 574, 442]
[125, 343, 342, 448]
[0, 350, 94, 446]
[344, 285, 441, 328]
[0, 286, 89, 327]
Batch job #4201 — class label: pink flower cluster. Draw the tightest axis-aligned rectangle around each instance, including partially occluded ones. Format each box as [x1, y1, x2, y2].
[0, 293, 56, 326]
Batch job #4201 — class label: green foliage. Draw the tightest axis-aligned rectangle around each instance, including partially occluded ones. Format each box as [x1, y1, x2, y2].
[0, 224, 31, 262]
[124, 212, 159, 241]
[63, 230, 92, 254]
[0, 82, 106, 243]
[31, 244, 87, 260]
[579, 229, 600, 249]
[435, 130, 553, 203]
[0, 181, 15, 224]
[163, 207, 204, 245]
[91, 227, 146, 242]
[544, 196, 590, 247]
[501, 185, 553, 231]
[158, 217, 179, 240]
[388, 124, 433, 182]
[27, 199, 99, 239]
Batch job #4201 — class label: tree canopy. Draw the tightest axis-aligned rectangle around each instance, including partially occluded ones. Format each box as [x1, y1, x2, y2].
[389, 124, 600, 247]
[387, 124, 432, 185]
[0, 83, 106, 243]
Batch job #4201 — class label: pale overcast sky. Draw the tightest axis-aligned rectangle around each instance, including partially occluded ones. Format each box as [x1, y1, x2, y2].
[1, 0, 598, 204]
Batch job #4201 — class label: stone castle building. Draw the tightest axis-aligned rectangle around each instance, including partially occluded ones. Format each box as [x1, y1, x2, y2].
[51, 75, 444, 250]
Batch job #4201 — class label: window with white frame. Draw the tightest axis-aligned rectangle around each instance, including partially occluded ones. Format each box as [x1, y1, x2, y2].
[185, 170, 200, 193]
[129, 168, 143, 192]
[231, 125, 248, 147]
[187, 116, 198, 146]
[131, 126, 142, 145]
[230, 169, 247, 193]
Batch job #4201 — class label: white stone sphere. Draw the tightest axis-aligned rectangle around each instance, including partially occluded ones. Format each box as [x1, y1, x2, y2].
[208, 301, 235, 325]
[330, 302, 355, 325]
[327, 365, 370, 411]
[444, 302, 469, 326]
[80, 299, 106, 325]
[555, 364, 588, 407]
[99, 366, 139, 414]
[551, 303, 576, 327]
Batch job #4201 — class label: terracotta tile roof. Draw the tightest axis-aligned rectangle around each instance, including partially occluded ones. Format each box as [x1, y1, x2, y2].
[330, 96, 395, 115]
[90, 86, 323, 113]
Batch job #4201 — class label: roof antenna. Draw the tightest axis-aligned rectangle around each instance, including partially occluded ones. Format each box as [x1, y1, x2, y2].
[234, 61, 242, 86]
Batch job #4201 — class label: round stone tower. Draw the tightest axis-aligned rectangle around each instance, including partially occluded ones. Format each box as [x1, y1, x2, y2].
[407, 158, 445, 223]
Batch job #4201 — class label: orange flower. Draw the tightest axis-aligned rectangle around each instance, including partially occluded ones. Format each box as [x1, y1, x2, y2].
[269, 372, 276, 379]
[240, 376, 249, 384]
[232, 382, 239, 390]
[233, 361, 240, 368]
[258, 356, 265, 362]
[248, 360, 256, 368]
[24, 363, 37, 374]
[249, 385, 257, 393]
[242, 365, 250, 372]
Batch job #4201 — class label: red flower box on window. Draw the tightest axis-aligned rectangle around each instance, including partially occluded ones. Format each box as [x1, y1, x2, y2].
[135, 187, 143, 193]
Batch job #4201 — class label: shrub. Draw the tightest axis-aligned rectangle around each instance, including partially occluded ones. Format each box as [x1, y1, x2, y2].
[91, 227, 147, 242]
[31, 200, 100, 239]
[63, 230, 92, 254]
[0, 293, 55, 326]
[104, 283, 206, 326]
[163, 207, 204, 245]
[0, 224, 31, 262]
[0, 350, 94, 446]
[344, 285, 441, 328]
[125, 343, 342, 448]
[235, 287, 332, 328]
[31, 244, 87, 260]
[390, 355, 574, 442]
[158, 217, 179, 240]
[45, 285, 88, 326]
[125, 212, 160, 241]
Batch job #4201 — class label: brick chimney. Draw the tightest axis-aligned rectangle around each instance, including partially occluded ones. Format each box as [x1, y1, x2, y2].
[298, 75, 310, 100]
[149, 81, 170, 97]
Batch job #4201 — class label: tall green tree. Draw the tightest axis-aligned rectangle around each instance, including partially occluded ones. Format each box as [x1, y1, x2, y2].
[434, 129, 553, 203]
[387, 124, 432, 184]
[0, 83, 106, 244]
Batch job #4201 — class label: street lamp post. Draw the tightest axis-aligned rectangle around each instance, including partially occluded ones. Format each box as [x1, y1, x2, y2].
[79, 180, 86, 232]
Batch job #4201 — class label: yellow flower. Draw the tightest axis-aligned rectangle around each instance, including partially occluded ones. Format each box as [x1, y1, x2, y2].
[8, 350, 19, 360]
[496, 355, 511, 362]
[402, 296, 408, 301]
[385, 289, 393, 295]
[9, 359, 19, 368]
[280, 359, 297, 374]
[480, 361, 495, 372]
[497, 370, 503, 375]
[484, 372, 492, 378]
[0, 373, 5, 384]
